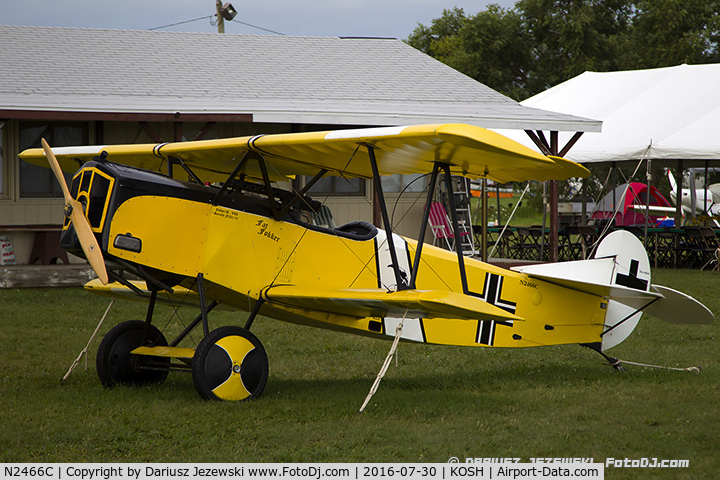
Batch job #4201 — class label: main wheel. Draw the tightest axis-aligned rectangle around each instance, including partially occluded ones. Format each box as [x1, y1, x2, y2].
[96, 320, 170, 388]
[192, 326, 268, 401]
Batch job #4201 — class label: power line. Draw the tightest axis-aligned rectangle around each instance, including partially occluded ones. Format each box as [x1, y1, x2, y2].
[148, 15, 214, 31]
[232, 19, 285, 35]
[149, 15, 285, 35]
[148, 15, 284, 35]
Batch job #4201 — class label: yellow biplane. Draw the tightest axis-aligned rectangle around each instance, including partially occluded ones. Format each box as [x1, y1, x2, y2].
[20, 124, 713, 401]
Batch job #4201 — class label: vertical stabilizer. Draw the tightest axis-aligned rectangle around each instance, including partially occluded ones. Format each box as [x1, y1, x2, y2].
[594, 230, 652, 350]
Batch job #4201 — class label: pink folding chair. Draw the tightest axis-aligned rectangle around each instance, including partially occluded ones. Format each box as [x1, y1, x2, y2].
[427, 202, 472, 253]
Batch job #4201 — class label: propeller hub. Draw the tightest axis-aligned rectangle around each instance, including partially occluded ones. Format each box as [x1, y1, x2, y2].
[63, 203, 73, 217]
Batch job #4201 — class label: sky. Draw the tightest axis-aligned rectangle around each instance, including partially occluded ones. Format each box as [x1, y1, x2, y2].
[1, 0, 517, 39]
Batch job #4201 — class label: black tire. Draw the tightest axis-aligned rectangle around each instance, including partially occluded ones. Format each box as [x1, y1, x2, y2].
[96, 320, 170, 388]
[192, 326, 268, 401]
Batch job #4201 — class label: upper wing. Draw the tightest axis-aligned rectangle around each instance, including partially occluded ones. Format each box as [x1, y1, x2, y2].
[19, 124, 589, 184]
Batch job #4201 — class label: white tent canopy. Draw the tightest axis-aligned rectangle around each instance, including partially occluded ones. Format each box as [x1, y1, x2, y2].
[497, 64, 720, 166]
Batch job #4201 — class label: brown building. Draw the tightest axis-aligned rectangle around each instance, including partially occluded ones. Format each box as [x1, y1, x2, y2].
[0, 25, 599, 268]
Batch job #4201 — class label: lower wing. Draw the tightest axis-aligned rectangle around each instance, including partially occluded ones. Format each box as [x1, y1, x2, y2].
[261, 285, 523, 323]
[85, 279, 523, 324]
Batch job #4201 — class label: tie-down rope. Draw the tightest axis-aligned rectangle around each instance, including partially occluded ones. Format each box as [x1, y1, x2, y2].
[62, 297, 116, 382]
[610, 357, 700, 374]
[359, 308, 408, 412]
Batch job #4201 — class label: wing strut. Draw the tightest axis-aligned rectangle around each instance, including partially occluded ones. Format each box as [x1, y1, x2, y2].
[257, 154, 283, 220]
[364, 146, 473, 293]
[408, 162, 471, 294]
[212, 151, 253, 206]
[409, 162, 442, 289]
[167, 156, 203, 184]
[441, 163, 470, 295]
[212, 150, 328, 221]
[366, 144, 409, 291]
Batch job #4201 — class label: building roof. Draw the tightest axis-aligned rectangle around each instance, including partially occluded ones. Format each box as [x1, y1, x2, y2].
[0, 25, 600, 132]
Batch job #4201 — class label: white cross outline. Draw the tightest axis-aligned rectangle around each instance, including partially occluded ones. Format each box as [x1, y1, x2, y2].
[471, 273, 516, 346]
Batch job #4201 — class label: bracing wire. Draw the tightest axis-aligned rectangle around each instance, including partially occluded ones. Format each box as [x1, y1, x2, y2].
[588, 148, 650, 257]
[156, 279, 201, 345]
[488, 182, 531, 258]
[257, 149, 382, 289]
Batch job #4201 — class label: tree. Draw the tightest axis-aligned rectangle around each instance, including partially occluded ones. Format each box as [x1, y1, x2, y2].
[630, 0, 720, 67]
[406, 7, 466, 59]
[406, 1, 720, 100]
[458, 6, 535, 100]
[407, 6, 536, 100]
[407, 1, 720, 223]
[517, 0, 633, 94]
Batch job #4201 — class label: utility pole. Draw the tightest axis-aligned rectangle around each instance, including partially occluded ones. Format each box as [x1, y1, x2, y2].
[215, 1, 237, 33]
[216, 0, 225, 33]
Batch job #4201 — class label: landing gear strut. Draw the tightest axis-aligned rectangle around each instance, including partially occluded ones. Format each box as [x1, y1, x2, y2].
[96, 274, 269, 401]
[96, 320, 170, 387]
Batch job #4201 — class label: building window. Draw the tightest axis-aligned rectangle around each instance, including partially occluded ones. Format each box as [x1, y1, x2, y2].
[19, 122, 88, 198]
[305, 176, 366, 197]
[302, 173, 426, 198]
[0, 122, 4, 194]
[381, 173, 428, 194]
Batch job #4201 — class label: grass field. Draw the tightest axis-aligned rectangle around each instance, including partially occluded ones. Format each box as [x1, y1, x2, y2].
[470, 196, 545, 227]
[1, 269, 718, 478]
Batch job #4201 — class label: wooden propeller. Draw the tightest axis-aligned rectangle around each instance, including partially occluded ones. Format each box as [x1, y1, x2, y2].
[42, 138, 109, 284]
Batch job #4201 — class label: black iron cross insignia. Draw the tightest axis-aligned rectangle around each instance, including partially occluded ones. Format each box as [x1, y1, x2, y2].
[471, 273, 516, 346]
[615, 259, 648, 291]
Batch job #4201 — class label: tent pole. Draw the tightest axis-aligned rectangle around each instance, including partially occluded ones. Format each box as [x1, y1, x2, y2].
[581, 177, 588, 226]
[690, 170, 697, 222]
[548, 131, 559, 262]
[644, 159, 651, 247]
[540, 182, 547, 261]
[704, 161, 709, 226]
[675, 160, 684, 229]
[611, 162, 617, 227]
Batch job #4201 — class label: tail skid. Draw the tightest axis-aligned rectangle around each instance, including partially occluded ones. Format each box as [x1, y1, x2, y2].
[512, 230, 713, 351]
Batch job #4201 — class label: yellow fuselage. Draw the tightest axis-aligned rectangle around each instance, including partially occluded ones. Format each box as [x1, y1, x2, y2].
[106, 195, 606, 349]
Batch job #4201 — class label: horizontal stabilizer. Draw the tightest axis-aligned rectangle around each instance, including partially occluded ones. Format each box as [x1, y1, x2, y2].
[647, 285, 714, 324]
[515, 230, 653, 351]
[511, 258, 662, 311]
[262, 286, 523, 322]
[513, 230, 713, 350]
[510, 263, 713, 324]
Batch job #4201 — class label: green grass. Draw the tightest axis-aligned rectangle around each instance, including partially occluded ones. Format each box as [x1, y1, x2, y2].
[1, 269, 719, 478]
[470, 196, 544, 227]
